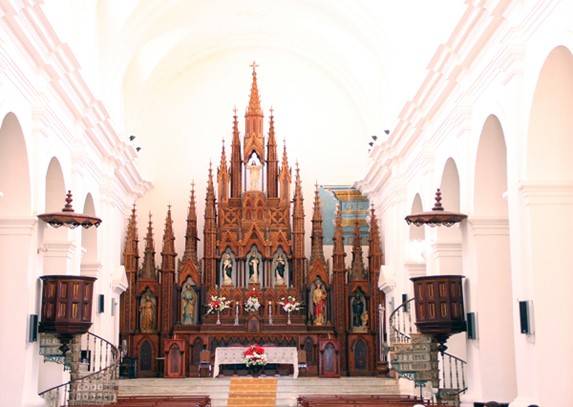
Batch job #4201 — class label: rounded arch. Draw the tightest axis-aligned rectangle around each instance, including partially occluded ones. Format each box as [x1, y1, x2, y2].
[0, 112, 34, 401]
[81, 193, 99, 264]
[471, 114, 516, 400]
[45, 157, 66, 211]
[474, 115, 508, 217]
[525, 45, 573, 405]
[0, 112, 31, 214]
[440, 158, 461, 212]
[408, 193, 425, 241]
[527, 45, 573, 180]
[437, 158, 463, 242]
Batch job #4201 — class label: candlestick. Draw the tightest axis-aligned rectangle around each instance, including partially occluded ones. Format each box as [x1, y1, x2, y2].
[268, 301, 273, 325]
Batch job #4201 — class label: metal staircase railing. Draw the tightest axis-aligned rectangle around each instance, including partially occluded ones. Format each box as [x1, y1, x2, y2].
[39, 332, 120, 406]
[389, 297, 467, 405]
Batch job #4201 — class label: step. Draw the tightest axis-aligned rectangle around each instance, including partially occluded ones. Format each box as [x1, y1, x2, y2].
[118, 376, 403, 407]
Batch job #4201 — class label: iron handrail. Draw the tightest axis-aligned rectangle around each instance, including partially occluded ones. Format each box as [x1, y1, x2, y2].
[39, 332, 120, 406]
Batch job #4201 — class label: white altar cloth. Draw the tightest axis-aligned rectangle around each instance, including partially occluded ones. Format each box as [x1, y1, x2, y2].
[213, 346, 298, 378]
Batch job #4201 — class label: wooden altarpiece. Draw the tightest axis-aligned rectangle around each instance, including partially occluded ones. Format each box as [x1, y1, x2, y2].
[118, 64, 385, 379]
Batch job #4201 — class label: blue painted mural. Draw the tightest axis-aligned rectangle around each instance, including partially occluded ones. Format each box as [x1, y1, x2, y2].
[319, 185, 370, 245]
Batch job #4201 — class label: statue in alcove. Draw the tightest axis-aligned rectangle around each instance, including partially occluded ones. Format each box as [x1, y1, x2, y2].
[222, 253, 234, 286]
[312, 279, 327, 325]
[351, 290, 368, 332]
[140, 293, 156, 332]
[181, 279, 196, 325]
[248, 249, 260, 283]
[275, 252, 286, 285]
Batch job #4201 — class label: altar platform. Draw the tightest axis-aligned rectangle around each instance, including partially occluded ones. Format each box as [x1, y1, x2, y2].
[118, 376, 405, 407]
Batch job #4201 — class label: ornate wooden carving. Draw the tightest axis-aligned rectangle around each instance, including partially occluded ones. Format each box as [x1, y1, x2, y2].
[164, 339, 186, 378]
[319, 338, 340, 378]
[119, 65, 383, 378]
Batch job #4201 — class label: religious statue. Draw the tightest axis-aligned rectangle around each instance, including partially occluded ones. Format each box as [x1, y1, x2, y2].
[248, 250, 260, 283]
[222, 253, 233, 285]
[181, 283, 195, 325]
[140, 294, 156, 332]
[361, 310, 369, 328]
[351, 291, 364, 328]
[247, 159, 261, 191]
[275, 253, 286, 285]
[312, 280, 327, 325]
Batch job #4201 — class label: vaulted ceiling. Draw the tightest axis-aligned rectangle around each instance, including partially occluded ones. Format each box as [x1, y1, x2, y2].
[43, 0, 465, 251]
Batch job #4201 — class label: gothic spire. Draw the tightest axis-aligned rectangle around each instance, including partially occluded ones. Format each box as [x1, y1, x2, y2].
[230, 107, 243, 198]
[292, 162, 305, 287]
[139, 212, 157, 280]
[310, 182, 326, 265]
[203, 162, 218, 286]
[266, 107, 278, 198]
[123, 203, 139, 272]
[247, 61, 262, 116]
[182, 182, 199, 266]
[350, 216, 367, 280]
[218, 139, 230, 203]
[160, 205, 176, 336]
[244, 62, 265, 163]
[279, 139, 291, 206]
[333, 203, 346, 259]
[368, 205, 383, 263]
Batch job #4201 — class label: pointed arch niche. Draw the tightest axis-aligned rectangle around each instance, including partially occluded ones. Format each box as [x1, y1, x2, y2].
[524, 45, 573, 406]
[470, 114, 516, 402]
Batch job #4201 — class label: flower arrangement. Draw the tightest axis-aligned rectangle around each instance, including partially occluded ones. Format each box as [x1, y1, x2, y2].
[244, 291, 261, 313]
[278, 295, 302, 313]
[205, 294, 232, 315]
[242, 344, 267, 367]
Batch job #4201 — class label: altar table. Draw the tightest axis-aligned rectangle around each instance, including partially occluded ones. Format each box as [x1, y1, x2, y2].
[213, 346, 299, 378]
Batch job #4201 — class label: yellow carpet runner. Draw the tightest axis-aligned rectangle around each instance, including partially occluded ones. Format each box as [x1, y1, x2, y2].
[227, 377, 278, 407]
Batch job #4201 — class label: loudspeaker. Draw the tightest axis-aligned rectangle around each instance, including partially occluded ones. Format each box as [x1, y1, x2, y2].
[98, 294, 105, 313]
[466, 312, 477, 340]
[402, 293, 408, 312]
[519, 300, 532, 334]
[28, 314, 38, 342]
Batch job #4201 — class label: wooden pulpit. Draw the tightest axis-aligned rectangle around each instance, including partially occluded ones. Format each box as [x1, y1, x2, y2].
[318, 338, 340, 378]
[164, 339, 186, 378]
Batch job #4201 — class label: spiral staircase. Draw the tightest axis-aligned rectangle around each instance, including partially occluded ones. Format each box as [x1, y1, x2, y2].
[389, 297, 467, 406]
[38, 332, 120, 406]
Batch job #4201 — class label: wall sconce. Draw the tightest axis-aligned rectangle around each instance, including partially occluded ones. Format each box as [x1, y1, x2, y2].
[405, 188, 467, 227]
[37, 191, 102, 229]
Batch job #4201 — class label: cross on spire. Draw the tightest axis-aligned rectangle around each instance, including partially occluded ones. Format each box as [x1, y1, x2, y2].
[250, 61, 259, 73]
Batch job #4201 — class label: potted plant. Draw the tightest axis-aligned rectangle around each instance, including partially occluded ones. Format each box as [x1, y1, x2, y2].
[242, 344, 267, 376]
